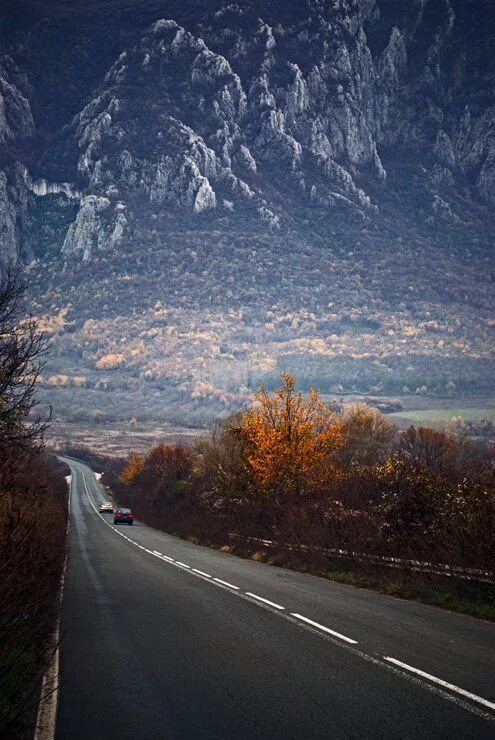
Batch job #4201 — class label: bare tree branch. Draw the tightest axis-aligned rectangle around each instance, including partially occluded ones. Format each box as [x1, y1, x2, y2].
[0, 265, 51, 453]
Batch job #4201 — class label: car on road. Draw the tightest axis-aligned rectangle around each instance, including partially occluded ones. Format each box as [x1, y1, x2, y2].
[99, 501, 114, 513]
[114, 508, 134, 525]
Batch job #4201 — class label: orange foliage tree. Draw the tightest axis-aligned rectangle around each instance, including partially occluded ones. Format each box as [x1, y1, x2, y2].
[120, 444, 193, 503]
[237, 373, 343, 498]
[120, 452, 145, 485]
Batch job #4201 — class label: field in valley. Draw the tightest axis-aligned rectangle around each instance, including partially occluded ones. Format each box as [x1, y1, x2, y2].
[385, 396, 495, 429]
[46, 395, 495, 458]
[47, 420, 205, 457]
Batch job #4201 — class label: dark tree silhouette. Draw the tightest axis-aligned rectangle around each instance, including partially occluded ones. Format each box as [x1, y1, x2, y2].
[0, 267, 67, 738]
[0, 266, 50, 452]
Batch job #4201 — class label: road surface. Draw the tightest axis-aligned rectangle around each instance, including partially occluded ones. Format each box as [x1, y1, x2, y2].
[56, 458, 495, 739]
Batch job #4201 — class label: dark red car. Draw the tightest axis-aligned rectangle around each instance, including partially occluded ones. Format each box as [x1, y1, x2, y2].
[114, 508, 134, 525]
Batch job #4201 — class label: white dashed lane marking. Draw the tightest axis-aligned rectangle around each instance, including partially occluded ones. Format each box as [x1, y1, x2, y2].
[213, 578, 240, 590]
[384, 657, 495, 712]
[291, 613, 358, 645]
[245, 592, 285, 610]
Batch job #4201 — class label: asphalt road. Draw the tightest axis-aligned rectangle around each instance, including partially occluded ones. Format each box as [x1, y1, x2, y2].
[56, 458, 495, 739]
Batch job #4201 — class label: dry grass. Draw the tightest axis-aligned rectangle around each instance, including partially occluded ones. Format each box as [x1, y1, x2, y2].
[47, 421, 203, 458]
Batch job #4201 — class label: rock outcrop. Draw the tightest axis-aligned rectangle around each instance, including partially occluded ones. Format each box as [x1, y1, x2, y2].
[1, 0, 494, 259]
[0, 58, 34, 266]
[21, 166, 81, 200]
[0, 56, 34, 146]
[62, 196, 127, 261]
[52, 0, 494, 258]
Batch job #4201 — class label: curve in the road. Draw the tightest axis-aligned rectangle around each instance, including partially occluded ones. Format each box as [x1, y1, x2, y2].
[56, 458, 495, 739]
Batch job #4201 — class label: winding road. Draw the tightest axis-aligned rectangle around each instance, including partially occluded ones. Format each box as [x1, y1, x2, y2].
[55, 458, 495, 739]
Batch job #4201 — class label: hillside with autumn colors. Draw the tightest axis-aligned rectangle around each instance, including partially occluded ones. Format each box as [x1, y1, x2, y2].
[0, 0, 493, 425]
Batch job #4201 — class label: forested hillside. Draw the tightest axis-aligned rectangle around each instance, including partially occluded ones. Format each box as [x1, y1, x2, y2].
[0, 0, 494, 422]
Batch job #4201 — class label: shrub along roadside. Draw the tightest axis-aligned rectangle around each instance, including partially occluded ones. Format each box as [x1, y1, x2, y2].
[0, 268, 69, 739]
[0, 453, 69, 739]
[210, 540, 495, 622]
[94, 374, 494, 620]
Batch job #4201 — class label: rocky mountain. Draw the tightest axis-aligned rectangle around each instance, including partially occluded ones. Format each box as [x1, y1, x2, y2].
[0, 0, 494, 424]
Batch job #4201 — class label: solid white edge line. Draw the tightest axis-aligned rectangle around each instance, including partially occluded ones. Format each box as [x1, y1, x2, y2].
[213, 578, 240, 590]
[291, 613, 357, 644]
[192, 568, 212, 578]
[245, 592, 285, 610]
[384, 657, 495, 711]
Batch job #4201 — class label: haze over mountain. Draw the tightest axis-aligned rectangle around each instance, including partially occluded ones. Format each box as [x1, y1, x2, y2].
[0, 0, 494, 424]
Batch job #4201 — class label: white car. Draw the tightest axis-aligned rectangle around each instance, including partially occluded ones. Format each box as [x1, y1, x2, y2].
[99, 501, 114, 513]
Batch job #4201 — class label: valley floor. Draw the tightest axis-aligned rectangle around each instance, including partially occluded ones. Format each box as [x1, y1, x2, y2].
[46, 395, 495, 457]
[47, 421, 205, 457]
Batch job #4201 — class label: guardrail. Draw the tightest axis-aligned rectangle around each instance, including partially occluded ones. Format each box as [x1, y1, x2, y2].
[227, 533, 495, 585]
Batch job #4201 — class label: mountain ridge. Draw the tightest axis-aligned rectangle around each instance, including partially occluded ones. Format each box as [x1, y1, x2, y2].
[0, 0, 493, 423]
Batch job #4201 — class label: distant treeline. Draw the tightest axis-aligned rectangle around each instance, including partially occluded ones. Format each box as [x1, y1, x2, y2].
[97, 374, 494, 574]
[39, 347, 495, 427]
[0, 269, 68, 739]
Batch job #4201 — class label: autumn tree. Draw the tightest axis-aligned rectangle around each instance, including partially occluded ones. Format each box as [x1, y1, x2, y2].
[194, 414, 250, 505]
[395, 425, 487, 482]
[377, 458, 453, 558]
[237, 373, 343, 498]
[145, 444, 193, 499]
[120, 452, 145, 485]
[339, 403, 397, 470]
[120, 444, 193, 516]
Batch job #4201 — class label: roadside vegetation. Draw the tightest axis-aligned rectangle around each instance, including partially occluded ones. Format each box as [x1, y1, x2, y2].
[0, 269, 68, 739]
[95, 374, 494, 618]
